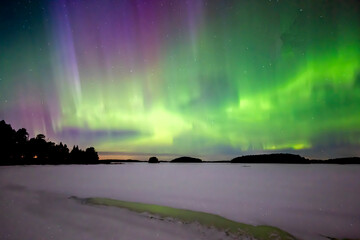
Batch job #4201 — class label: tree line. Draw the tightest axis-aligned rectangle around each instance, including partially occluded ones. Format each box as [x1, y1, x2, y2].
[0, 120, 99, 165]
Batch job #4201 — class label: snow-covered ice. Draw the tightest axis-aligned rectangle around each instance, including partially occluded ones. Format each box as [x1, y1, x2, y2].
[0, 163, 359, 239]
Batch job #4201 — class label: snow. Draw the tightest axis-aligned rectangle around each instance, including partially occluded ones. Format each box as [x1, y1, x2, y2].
[1, 163, 359, 239]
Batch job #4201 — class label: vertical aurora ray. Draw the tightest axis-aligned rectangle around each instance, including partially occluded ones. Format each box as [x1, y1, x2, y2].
[50, 0, 82, 118]
[1, 0, 359, 160]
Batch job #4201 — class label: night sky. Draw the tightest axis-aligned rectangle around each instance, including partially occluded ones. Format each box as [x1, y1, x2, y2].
[1, 0, 359, 160]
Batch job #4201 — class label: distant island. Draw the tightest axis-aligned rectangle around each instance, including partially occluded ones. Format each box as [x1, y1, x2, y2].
[231, 153, 308, 164]
[310, 157, 360, 164]
[148, 156, 159, 163]
[171, 156, 202, 163]
[101, 159, 145, 164]
[231, 153, 360, 164]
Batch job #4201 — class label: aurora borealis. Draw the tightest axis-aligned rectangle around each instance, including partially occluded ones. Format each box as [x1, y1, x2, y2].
[1, 0, 360, 160]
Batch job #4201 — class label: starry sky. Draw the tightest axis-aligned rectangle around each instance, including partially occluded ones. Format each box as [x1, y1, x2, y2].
[1, 0, 359, 160]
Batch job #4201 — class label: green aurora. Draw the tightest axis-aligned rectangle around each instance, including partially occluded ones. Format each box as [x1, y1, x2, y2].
[0, 0, 359, 160]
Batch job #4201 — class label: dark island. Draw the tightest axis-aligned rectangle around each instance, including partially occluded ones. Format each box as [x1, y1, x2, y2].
[231, 154, 360, 164]
[231, 153, 308, 164]
[311, 157, 360, 164]
[171, 156, 202, 163]
[101, 159, 145, 164]
[148, 156, 159, 163]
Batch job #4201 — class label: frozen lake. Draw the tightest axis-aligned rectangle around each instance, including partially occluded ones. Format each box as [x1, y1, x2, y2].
[0, 163, 359, 239]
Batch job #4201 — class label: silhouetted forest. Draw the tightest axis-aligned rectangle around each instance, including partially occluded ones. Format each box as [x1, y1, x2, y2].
[0, 120, 99, 165]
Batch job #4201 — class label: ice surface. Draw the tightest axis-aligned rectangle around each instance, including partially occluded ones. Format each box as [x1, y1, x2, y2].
[0, 163, 359, 239]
